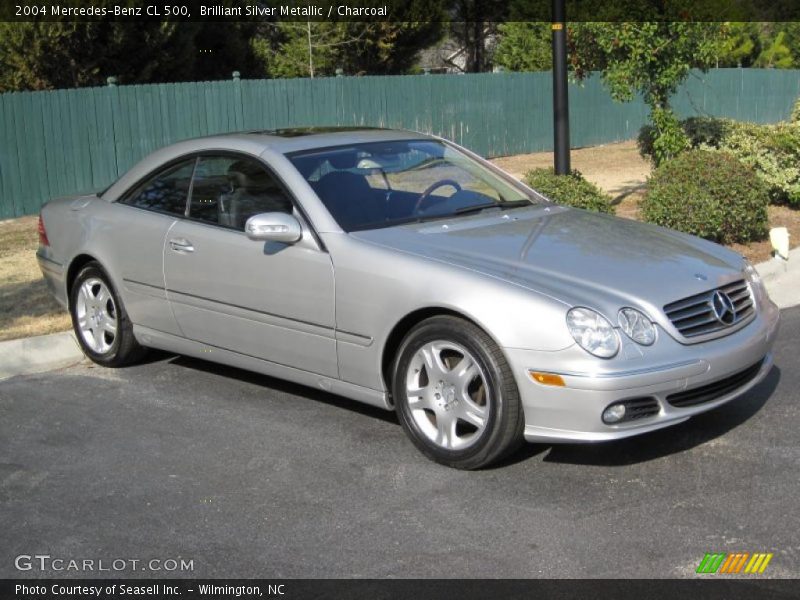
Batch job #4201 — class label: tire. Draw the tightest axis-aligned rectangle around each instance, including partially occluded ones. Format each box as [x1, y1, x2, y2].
[69, 261, 146, 367]
[392, 315, 525, 469]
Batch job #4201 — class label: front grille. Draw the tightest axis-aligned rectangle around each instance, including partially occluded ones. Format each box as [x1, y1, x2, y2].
[664, 279, 754, 340]
[666, 359, 764, 408]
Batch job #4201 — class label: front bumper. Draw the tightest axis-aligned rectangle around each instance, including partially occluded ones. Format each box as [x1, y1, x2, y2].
[505, 298, 781, 443]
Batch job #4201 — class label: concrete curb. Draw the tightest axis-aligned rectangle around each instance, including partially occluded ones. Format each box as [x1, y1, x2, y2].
[756, 247, 800, 310]
[0, 331, 85, 381]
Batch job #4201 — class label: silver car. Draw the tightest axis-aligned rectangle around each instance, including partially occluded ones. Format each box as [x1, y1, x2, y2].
[36, 128, 780, 469]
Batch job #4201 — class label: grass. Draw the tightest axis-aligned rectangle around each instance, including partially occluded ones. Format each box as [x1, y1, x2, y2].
[1, 139, 797, 342]
[0, 216, 71, 341]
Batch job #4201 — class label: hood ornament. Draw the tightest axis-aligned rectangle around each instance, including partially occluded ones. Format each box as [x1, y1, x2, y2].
[711, 291, 736, 325]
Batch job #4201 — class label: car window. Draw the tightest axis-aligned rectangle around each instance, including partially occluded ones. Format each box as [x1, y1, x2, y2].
[120, 159, 196, 216]
[287, 140, 534, 232]
[365, 149, 503, 201]
[189, 155, 293, 230]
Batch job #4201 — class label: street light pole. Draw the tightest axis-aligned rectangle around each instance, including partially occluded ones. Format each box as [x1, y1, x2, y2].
[552, 0, 571, 174]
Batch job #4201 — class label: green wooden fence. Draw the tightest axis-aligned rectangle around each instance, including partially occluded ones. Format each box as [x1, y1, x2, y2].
[1, 68, 798, 219]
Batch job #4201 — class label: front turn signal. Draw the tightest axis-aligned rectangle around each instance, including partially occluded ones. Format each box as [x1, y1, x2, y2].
[529, 371, 566, 387]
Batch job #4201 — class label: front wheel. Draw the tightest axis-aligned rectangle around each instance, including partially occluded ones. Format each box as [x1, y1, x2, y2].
[392, 316, 524, 469]
[69, 262, 146, 367]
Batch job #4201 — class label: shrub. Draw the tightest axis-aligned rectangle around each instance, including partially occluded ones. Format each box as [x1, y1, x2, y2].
[638, 116, 730, 159]
[714, 120, 800, 205]
[682, 116, 731, 148]
[641, 149, 769, 244]
[636, 124, 657, 160]
[523, 168, 614, 214]
[638, 115, 800, 206]
[648, 108, 690, 166]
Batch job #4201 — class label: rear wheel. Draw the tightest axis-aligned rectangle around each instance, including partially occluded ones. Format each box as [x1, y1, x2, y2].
[69, 262, 145, 367]
[392, 315, 524, 469]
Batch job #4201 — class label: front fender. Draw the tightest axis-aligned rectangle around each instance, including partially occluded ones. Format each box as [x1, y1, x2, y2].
[324, 232, 574, 391]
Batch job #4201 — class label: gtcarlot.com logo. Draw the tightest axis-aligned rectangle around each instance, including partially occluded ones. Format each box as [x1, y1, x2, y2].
[15, 554, 194, 573]
[696, 552, 773, 574]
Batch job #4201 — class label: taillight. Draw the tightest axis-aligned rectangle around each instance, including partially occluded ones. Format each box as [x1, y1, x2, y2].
[38, 214, 50, 246]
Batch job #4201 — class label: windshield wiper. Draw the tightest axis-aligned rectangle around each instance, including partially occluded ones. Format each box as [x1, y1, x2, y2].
[390, 199, 533, 228]
[452, 199, 531, 216]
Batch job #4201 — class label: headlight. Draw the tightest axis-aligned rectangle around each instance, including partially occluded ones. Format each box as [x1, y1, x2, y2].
[618, 308, 656, 346]
[743, 259, 766, 300]
[566, 307, 619, 358]
[743, 260, 762, 287]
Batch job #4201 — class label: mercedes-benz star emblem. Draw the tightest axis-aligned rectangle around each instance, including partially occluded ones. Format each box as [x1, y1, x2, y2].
[711, 291, 736, 325]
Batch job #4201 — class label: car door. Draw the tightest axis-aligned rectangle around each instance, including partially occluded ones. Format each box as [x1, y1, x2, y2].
[112, 158, 197, 336]
[162, 153, 338, 377]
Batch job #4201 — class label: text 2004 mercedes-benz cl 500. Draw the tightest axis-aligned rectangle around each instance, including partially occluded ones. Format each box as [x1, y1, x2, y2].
[36, 127, 780, 469]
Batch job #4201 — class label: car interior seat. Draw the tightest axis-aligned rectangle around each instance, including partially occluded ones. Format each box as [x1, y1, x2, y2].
[311, 163, 386, 230]
[219, 162, 292, 230]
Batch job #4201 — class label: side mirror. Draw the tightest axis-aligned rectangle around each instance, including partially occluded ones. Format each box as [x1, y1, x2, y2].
[244, 212, 302, 244]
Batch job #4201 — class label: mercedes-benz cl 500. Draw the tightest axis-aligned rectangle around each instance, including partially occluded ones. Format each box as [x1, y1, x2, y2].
[36, 128, 780, 468]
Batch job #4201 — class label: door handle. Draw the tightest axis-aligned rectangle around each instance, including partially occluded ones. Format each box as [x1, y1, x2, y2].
[169, 238, 195, 253]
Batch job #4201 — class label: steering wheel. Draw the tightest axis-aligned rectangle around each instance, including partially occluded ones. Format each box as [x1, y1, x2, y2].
[413, 179, 463, 214]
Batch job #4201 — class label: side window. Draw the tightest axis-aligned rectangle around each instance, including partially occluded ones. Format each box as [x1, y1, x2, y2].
[189, 156, 293, 230]
[120, 159, 196, 215]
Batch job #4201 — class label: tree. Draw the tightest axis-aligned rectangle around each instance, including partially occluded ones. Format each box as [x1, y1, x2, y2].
[710, 22, 800, 69]
[252, 13, 443, 78]
[570, 21, 723, 164]
[337, 20, 444, 76]
[184, 21, 260, 81]
[754, 23, 800, 68]
[493, 22, 551, 72]
[447, 0, 508, 73]
[0, 21, 192, 91]
[0, 18, 258, 92]
[253, 22, 349, 79]
[756, 30, 794, 68]
[713, 22, 762, 67]
[570, 22, 722, 110]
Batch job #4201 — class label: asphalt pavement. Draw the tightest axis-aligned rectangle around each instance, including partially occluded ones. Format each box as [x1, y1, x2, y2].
[1, 308, 799, 579]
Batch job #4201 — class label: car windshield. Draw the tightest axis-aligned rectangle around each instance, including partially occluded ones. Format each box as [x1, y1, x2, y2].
[287, 139, 537, 231]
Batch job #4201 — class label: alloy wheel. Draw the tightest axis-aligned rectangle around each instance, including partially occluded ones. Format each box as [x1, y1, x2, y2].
[404, 340, 490, 450]
[75, 277, 118, 354]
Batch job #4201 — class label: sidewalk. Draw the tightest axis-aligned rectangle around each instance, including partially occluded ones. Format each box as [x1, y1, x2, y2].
[0, 331, 84, 381]
[755, 247, 800, 310]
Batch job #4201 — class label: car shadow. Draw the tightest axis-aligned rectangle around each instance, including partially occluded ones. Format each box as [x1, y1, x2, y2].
[164, 353, 400, 425]
[131, 348, 176, 365]
[142, 352, 780, 469]
[530, 365, 781, 468]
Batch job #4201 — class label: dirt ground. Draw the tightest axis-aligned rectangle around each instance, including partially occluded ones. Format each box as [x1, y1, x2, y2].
[1, 139, 797, 341]
[491, 140, 800, 264]
[492, 139, 651, 202]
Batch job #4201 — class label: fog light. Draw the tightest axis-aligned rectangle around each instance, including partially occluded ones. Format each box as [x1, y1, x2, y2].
[602, 403, 626, 424]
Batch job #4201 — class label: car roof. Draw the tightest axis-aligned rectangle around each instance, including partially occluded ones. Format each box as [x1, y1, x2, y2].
[192, 126, 436, 154]
[100, 126, 439, 206]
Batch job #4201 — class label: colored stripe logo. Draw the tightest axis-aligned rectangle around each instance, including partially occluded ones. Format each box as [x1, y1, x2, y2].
[697, 552, 773, 574]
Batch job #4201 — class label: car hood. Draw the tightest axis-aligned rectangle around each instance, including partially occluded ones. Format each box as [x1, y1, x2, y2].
[352, 205, 746, 318]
